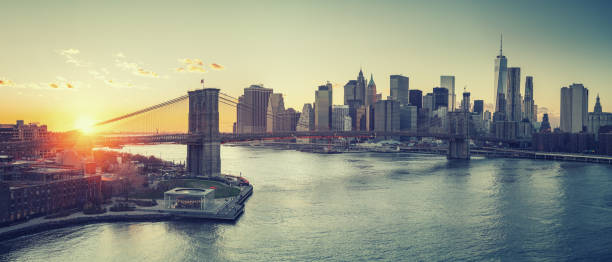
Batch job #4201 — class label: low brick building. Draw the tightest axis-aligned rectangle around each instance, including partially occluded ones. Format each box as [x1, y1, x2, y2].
[0, 165, 101, 225]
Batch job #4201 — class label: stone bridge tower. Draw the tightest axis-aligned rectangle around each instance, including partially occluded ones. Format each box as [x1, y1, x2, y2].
[187, 83, 221, 177]
[447, 111, 470, 159]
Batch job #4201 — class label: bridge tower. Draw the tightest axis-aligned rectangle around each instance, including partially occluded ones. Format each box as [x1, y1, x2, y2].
[447, 111, 470, 159]
[187, 82, 221, 177]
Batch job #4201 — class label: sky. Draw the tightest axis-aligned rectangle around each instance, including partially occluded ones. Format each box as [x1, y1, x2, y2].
[1, 0, 611, 132]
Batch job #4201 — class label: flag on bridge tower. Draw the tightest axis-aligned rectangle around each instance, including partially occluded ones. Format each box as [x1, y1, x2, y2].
[201, 79, 205, 88]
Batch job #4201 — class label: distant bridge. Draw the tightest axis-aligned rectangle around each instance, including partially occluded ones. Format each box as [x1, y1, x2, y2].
[0, 81, 538, 175]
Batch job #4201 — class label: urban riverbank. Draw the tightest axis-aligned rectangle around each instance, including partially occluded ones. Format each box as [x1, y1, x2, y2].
[0, 184, 253, 241]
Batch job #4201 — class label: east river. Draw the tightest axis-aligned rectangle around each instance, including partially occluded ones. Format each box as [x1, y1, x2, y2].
[2, 144, 612, 261]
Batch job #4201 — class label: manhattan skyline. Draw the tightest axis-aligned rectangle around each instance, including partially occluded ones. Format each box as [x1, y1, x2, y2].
[1, 0, 611, 132]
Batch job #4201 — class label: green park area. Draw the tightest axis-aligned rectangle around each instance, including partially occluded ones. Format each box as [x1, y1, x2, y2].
[130, 179, 241, 200]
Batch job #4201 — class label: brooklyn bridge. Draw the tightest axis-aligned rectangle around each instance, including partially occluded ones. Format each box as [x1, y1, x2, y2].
[1, 82, 544, 176]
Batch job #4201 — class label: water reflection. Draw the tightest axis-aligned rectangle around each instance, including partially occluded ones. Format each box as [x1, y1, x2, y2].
[2, 145, 612, 261]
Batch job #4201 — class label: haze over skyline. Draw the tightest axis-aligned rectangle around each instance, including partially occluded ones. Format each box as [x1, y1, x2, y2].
[1, 0, 611, 131]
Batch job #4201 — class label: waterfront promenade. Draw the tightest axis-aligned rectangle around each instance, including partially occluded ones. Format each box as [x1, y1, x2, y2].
[0, 185, 253, 241]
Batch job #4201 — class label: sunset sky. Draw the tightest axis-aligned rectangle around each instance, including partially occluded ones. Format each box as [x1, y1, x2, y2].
[1, 0, 611, 132]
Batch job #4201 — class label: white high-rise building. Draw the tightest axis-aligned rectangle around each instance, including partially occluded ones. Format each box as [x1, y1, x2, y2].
[266, 93, 285, 133]
[332, 105, 351, 131]
[297, 103, 314, 131]
[493, 35, 508, 120]
[560, 83, 588, 133]
[440, 76, 455, 111]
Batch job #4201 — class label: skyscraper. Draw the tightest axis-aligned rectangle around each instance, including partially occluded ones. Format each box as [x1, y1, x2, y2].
[560, 83, 588, 133]
[408, 89, 422, 109]
[364, 74, 376, 131]
[367, 74, 377, 106]
[390, 75, 410, 106]
[374, 100, 400, 132]
[332, 105, 351, 131]
[433, 87, 449, 111]
[343, 80, 357, 105]
[473, 100, 484, 114]
[279, 108, 300, 132]
[315, 83, 333, 131]
[461, 91, 470, 112]
[440, 76, 455, 111]
[588, 94, 612, 140]
[400, 105, 418, 132]
[493, 35, 508, 119]
[506, 67, 522, 121]
[423, 93, 434, 117]
[297, 103, 314, 131]
[266, 93, 285, 133]
[540, 113, 551, 133]
[356, 69, 367, 105]
[236, 84, 272, 133]
[523, 76, 535, 123]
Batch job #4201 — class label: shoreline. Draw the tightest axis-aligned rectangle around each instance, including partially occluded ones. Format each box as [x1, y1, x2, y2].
[0, 212, 173, 241]
[0, 185, 253, 241]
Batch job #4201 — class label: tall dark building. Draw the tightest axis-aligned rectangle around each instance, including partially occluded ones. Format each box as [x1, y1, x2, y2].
[390, 75, 409, 105]
[344, 69, 367, 107]
[408, 89, 423, 109]
[523, 76, 535, 123]
[506, 67, 522, 121]
[461, 92, 471, 112]
[343, 80, 357, 105]
[356, 69, 367, 105]
[315, 83, 333, 131]
[540, 113, 551, 133]
[473, 100, 484, 114]
[433, 87, 449, 110]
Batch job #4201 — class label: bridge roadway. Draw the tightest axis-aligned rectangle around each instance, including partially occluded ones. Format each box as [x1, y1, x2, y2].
[0, 130, 529, 149]
[94, 131, 529, 145]
[402, 147, 612, 164]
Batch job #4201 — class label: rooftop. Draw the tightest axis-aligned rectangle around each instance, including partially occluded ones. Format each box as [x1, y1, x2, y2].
[164, 187, 214, 196]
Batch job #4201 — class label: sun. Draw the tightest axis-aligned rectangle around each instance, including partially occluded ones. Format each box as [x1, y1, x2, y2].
[74, 116, 96, 134]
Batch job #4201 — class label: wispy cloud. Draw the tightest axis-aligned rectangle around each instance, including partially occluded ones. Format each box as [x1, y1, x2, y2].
[45, 76, 81, 89]
[88, 69, 137, 89]
[57, 48, 90, 67]
[105, 79, 136, 89]
[176, 58, 207, 73]
[210, 63, 224, 70]
[0, 78, 16, 87]
[114, 53, 159, 78]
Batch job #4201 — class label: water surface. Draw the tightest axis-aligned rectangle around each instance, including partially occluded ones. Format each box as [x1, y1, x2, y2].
[2, 145, 612, 261]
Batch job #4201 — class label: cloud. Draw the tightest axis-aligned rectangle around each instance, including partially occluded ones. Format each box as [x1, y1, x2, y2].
[114, 54, 159, 78]
[176, 58, 207, 73]
[60, 49, 80, 55]
[0, 76, 82, 90]
[105, 79, 136, 89]
[87, 69, 140, 89]
[57, 48, 90, 67]
[0, 78, 15, 87]
[210, 63, 224, 70]
[45, 76, 83, 90]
